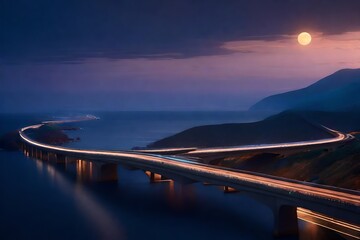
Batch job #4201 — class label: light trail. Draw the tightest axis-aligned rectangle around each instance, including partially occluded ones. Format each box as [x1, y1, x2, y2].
[138, 147, 197, 153]
[19, 119, 360, 237]
[187, 128, 352, 154]
[19, 123, 360, 206]
[297, 208, 360, 239]
[136, 126, 353, 155]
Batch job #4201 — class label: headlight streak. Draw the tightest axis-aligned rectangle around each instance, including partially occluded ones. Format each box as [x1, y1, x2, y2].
[19, 119, 360, 238]
[297, 208, 360, 239]
[19, 123, 360, 206]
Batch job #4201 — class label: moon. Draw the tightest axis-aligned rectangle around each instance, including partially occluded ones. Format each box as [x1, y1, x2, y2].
[297, 32, 312, 46]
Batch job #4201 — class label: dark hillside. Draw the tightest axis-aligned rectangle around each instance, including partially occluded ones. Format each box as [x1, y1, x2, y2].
[148, 111, 333, 148]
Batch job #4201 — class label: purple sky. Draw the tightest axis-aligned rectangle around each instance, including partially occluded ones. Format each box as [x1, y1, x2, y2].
[1, 1, 360, 112]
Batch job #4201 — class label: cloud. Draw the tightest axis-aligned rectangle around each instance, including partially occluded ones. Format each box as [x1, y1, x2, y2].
[1, 0, 360, 63]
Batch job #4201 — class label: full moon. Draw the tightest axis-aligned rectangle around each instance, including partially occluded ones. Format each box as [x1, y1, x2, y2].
[297, 32, 312, 46]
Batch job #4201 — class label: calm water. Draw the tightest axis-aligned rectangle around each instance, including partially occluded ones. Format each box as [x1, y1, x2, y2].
[63, 111, 269, 150]
[0, 112, 347, 240]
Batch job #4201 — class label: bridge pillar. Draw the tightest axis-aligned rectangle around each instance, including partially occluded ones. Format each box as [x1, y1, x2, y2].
[48, 153, 57, 162]
[27, 146, 30, 157]
[65, 157, 77, 169]
[145, 171, 170, 183]
[56, 154, 66, 163]
[22, 145, 28, 156]
[76, 160, 117, 182]
[223, 186, 237, 193]
[95, 163, 118, 181]
[250, 194, 299, 237]
[272, 204, 298, 237]
[151, 172, 156, 182]
[45, 152, 50, 161]
[45, 153, 66, 163]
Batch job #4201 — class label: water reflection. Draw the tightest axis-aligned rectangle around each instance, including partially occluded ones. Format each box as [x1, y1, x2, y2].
[298, 220, 350, 240]
[301, 220, 320, 239]
[35, 159, 43, 173]
[34, 158, 125, 240]
[76, 159, 93, 181]
[73, 159, 118, 182]
[23, 151, 353, 240]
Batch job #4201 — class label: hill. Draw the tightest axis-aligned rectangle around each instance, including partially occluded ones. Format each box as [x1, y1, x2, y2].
[211, 136, 360, 190]
[0, 124, 77, 151]
[147, 111, 333, 149]
[298, 111, 360, 132]
[250, 68, 360, 112]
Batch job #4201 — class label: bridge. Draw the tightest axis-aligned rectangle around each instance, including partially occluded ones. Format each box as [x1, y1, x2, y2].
[19, 122, 360, 238]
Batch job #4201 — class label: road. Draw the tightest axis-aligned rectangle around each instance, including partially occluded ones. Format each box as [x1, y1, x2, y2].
[139, 126, 354, 155]
[19, 121, 359, 205]
[19, 118, 360, 237]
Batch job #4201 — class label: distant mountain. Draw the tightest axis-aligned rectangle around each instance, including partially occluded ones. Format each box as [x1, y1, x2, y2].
[147, 111, 333, 149]
[250, 69, 360, 112]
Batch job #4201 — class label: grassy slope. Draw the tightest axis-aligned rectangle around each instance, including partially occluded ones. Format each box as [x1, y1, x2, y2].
[214, 136, 360, 190]
[148, 111, 333, 148]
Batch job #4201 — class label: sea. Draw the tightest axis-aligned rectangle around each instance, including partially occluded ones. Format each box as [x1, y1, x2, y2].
[0, 111, 347, 240]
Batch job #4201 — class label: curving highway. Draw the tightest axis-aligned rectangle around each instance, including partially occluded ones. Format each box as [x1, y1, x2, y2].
[18, 118, 360, 236]
[139, 126, 354, 155]
[19, 120, 359, 205]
